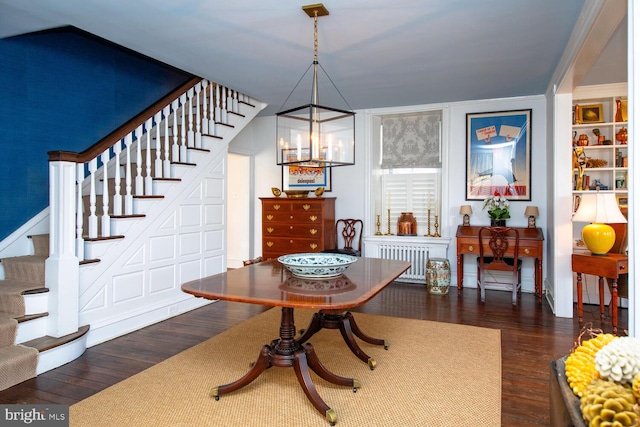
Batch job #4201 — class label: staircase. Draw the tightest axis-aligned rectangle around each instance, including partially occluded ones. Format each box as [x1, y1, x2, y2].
[0, 77, 266, 390]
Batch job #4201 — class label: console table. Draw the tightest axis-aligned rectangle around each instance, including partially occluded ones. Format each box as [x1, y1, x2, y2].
[572, 252, 628, 334]
[455, 225, 544, 298]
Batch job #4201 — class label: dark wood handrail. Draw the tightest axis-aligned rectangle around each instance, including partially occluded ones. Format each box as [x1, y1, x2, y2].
[48, 76, 202, 163]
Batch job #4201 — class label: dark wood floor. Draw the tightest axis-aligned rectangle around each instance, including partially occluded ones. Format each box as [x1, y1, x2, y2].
[0, 283, 627, 426]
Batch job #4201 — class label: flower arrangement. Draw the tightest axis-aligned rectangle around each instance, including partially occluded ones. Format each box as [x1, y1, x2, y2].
[482, 194, 510, 220]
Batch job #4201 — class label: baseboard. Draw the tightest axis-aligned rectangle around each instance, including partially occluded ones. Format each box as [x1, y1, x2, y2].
[84, 297, 213, 347]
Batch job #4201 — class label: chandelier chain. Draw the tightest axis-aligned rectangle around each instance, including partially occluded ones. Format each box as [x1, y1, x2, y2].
[313, 11, 318, 62]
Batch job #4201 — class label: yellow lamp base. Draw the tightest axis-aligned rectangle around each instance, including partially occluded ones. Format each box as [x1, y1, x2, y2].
[581, 223, 616, 255]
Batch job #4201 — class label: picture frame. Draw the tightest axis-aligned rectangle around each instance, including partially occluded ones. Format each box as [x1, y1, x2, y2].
[281, 149, 332, 192]
[579, 104, 603, 124]
[616, 194, 628, 208]
[465, 109, 532, 201]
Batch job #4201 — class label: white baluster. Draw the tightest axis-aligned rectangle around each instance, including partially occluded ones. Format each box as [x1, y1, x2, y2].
[113, 139, 122, 216]
[88, 158, 98, 238]
[214, 84, 221, 123]
[163, 106, 171, 177]
[145, 119, 153, 195]
[232, 89, 238, 113]
[154, 112, 163, 179]
[201, 80, 209, 135]
[195, 83, 202, 148]
[171, 99, 179, 163]
[187, 88, 195, 148]
[124, 133, 133, 215]
[100, 148, 111, 236]
[221, 86, 228, 123]
[180, 94, 187, 161]
[214, 82, 218, 135]
[76, 163, 85, 260]
[135, 125, 144, 196]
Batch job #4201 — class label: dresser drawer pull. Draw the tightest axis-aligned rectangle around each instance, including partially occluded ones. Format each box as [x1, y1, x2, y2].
[303, 204, 311, 211]
[468, 245, 474, 252]
[267, 227, 274, 233]
[310, 229, 318, 235]
[310, 243, 318, 250]
[266, 215, 274, 221]
[620, 265, 626, 271]
[266, 241, 274, 247]
[273, 204, 280, 210]
[290, 226, 294, 230]
[524, 249, 530, 255]
[310, 215, 318, 222]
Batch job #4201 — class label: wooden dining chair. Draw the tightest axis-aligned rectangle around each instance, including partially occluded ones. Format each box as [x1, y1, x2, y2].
[322, 219, 363, 257]
[477, 226, 522, 305]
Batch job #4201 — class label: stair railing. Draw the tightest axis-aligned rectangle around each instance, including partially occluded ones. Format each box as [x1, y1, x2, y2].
[48, 77, 249, 262]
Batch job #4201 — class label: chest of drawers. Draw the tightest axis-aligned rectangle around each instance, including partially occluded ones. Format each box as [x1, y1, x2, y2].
[260, 197, 336, 260]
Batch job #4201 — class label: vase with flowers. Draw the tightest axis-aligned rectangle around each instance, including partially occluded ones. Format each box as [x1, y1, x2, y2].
[482, 194, 510, 226]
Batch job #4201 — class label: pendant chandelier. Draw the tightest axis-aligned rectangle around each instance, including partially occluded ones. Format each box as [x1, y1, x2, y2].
[276, 3, 356, 168]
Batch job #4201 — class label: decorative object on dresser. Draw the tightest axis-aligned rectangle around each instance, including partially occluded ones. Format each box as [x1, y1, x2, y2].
[482, 193, 510, 226]
[283, 190, 309, 198]
[322, 218, 363, 257]
[271, 187, 282, 197]
[260, 197, 336, 260]
[477, 226, 522, 306]
[275, 3, 355, 169]
[459, 205, 473, 226]
[571, 191, 627, 255]
[524, 206, 539, 228]
[397, 212, 417, 236]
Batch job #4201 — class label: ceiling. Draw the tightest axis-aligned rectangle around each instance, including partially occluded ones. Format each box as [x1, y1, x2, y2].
[0, 0, 622, 116]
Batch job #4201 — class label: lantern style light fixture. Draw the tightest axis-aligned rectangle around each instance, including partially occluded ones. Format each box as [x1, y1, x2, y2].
[572, 192, 627, 255]
[276, 3, 355, 168]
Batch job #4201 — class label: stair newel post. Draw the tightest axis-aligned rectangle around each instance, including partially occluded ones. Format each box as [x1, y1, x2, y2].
[180, 94, 187, 162]
[195, 82, 202, 149]
[163, 106, 171, 177]
[171, 99, 179, 163]
[112, 140, 123, 216]
[88, 158, 98, 239]
[201, 80, 209, 135]
[46, 155, 80, 337]
[100, 148, 111, 237]
[187, 88, 195, 149]
[124, 133, 134, 216]
[153, 112, 163, 179]
[134, 125, 144, 196]
[75, 163, 85, 260]
[144, 119, 153, 196]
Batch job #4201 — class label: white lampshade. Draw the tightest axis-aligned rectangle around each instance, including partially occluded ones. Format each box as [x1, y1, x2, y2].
[459, 205, 473, 215]
[572, 193, 627, 224]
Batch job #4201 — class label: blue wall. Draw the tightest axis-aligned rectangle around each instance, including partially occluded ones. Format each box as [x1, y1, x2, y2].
[0, 29, 191, 241]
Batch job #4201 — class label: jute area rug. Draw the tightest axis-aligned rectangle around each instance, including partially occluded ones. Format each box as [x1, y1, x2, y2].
[70, 309, 501, 426]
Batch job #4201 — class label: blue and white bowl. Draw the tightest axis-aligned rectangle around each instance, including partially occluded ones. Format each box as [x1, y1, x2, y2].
[278, 253, 357, 278]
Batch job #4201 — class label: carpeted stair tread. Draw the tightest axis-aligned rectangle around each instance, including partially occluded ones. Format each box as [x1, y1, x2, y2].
[1, 255, 47, 285]
[0, 316, 17, 348]
[29, 234, 49, 257]
[0, 344, 38, 391]
[0, 279, 47, 317]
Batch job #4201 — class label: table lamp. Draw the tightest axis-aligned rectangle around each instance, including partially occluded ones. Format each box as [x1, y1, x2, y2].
[459, 205, 472, 226]
[572, 192, 627, 255]
[524, 206, 539, 228]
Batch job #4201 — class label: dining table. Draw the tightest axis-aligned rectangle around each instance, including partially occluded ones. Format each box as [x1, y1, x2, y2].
[181, 257, 410, 425]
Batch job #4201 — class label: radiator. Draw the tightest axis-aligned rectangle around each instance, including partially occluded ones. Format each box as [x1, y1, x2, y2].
[377, 243, 429, 283]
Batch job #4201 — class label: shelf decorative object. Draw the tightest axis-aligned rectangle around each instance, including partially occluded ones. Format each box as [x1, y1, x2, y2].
[482, 194, 510, 226]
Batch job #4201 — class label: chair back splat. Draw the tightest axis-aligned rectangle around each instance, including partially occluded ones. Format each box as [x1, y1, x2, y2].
[477, 226, 522, 306]
[322, 219, 363, 257]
